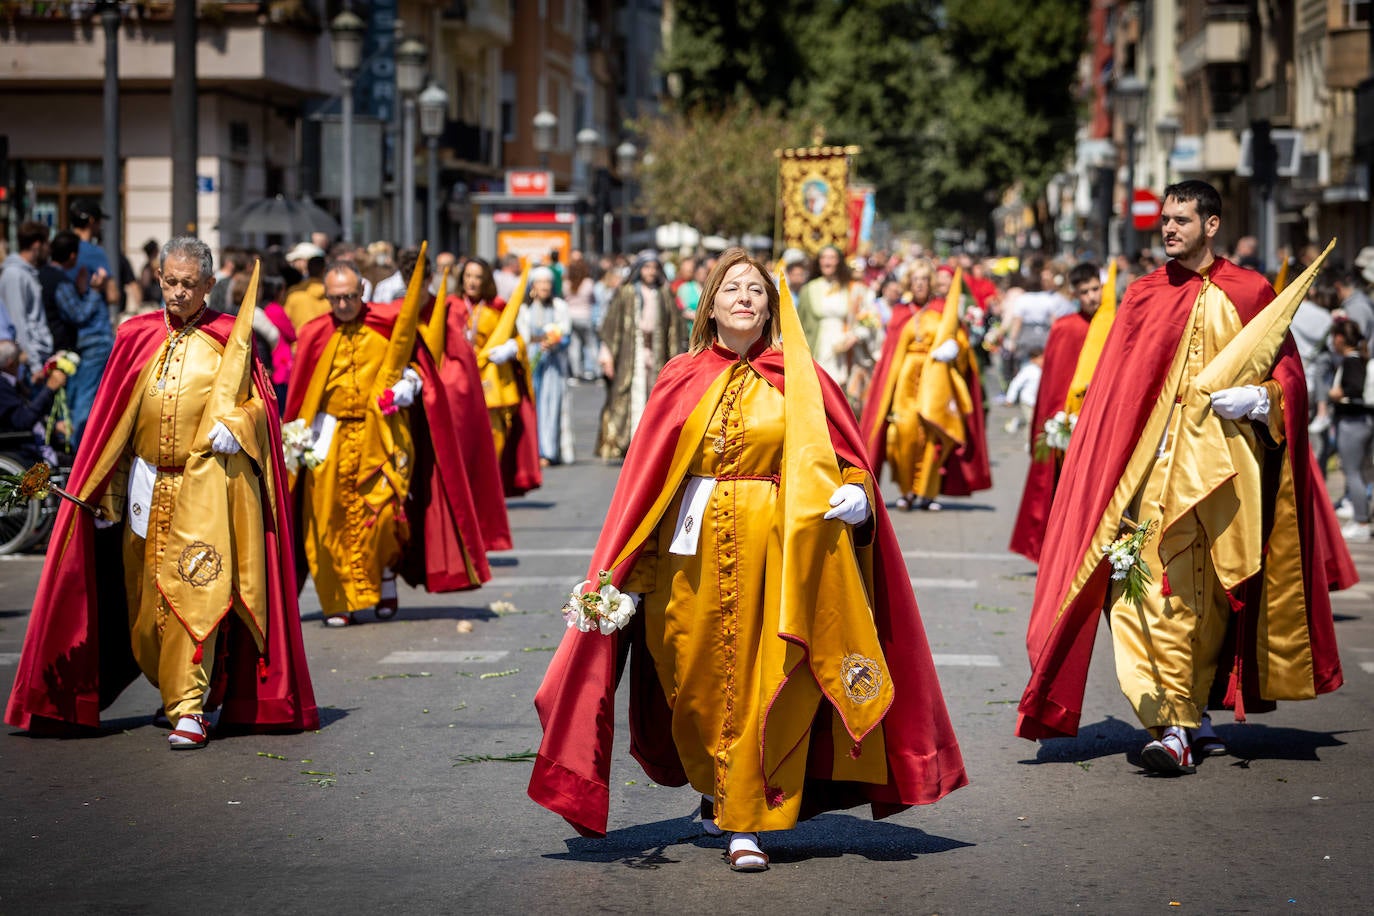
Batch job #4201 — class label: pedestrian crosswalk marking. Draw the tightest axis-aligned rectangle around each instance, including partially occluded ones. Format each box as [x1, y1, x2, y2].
[379, 650, 509, 664]
[912, 577, 978, 590]
[0, 652, 18, 666]
[933, 654, 1002, 667]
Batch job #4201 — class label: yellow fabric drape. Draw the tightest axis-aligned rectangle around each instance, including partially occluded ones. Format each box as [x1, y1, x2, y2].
[914, 269, 972, 444]
[299, 324, 413, 613]
[1064, 258, 1118, 417]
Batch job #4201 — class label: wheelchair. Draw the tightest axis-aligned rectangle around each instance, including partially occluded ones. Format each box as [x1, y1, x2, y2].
[0, 431, 71, 556]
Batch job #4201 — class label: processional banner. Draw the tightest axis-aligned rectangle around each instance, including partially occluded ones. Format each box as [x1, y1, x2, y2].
[775, 145, 860, 256]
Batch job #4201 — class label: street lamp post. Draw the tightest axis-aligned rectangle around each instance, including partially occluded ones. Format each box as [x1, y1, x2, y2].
[576, 127, 600, 252]
[418, 82, 448, 249]
[330, 10, 366, 243]
[616, 140, 637, 253]
[532, 111, 558, 171]
[1156, 116, 1180, 188]
[396, 38, 429, 248]
[1112, 75, 1146, 261]
[98, 1, 121, 276]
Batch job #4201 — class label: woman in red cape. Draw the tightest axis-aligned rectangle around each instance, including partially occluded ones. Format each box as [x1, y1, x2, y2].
[6, 310, 318, 735]
[529, 250, 965, 869]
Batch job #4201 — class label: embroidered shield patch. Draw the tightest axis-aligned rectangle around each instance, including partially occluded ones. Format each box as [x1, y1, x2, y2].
[841, 653, 883, 704]
[177, 541, 223, 588]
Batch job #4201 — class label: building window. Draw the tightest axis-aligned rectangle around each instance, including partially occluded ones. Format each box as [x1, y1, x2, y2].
[15, 159, 105, 231]
[1343, 0, 1372, 25]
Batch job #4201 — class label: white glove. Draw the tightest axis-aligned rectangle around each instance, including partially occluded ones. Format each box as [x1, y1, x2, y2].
[1210, 385, 1269, 421]
[94, 514, 116, 529]
[209, 421, 242, 455]
[487, 339, 520, 365]
[389, 367, 423, 408]
[823, 483, 871, 525]
[931, 339, 960, 364]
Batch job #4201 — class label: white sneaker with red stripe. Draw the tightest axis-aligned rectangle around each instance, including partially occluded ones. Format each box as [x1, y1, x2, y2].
[1141, 726, 1195, 775]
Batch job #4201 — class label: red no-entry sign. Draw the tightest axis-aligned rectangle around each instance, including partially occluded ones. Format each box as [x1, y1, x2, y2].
[1131, 188, 1162, 231]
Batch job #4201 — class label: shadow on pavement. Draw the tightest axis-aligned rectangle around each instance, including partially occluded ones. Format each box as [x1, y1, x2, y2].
[1022, 716, 1357, 767]
[1020, 715, 1143, 764]
[547, 808, 972, 869]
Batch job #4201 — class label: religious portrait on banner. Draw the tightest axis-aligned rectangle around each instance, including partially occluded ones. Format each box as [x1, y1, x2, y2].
[776, 145, 860, 256]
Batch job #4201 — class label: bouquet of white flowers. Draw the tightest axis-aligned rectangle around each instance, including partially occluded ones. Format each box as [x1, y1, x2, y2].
[561, 570, 637, 635]
[1034, 410, 1077, 461]
[1103, 518, 1157, 607]
[281, 418, 324, 474]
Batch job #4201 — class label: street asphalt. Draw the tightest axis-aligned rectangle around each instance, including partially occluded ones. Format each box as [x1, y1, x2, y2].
[2, 378, 1372, 915]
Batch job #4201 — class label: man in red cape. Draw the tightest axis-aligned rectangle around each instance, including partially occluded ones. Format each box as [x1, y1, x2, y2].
[1008, 261, 1100, 561]
[1017, 182, 1343, 774]
[529, 343, 967, 838]
[285, 275, 493, 601]
[859, 266, 992, 502]
[6, 285, 318, 738]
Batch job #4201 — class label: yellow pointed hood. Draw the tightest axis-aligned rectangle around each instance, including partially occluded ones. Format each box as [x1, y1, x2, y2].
[1064, 258, 1118, 416]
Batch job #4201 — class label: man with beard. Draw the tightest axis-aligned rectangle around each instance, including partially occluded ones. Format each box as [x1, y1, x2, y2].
[1018, 181, 1342, 774]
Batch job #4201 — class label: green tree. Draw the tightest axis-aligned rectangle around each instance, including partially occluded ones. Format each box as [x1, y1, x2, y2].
[635, 100, 814, 239]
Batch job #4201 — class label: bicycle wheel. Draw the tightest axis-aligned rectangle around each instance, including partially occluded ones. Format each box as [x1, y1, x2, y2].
[0, 453, 42, 555]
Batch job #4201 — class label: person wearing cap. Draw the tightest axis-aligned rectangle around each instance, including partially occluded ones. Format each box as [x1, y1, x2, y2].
[521, 265, 574, 466]
[594, 252, 684, 459]
[5, 236, 319, 748]
[529, 248, 966, 870]
[66, 199, 118, 312]
[285, 241, 325, 279]
[781, 248, 809, 300]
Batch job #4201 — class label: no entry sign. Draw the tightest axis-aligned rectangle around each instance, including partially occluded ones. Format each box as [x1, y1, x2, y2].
[1131, 188, 1162, 231]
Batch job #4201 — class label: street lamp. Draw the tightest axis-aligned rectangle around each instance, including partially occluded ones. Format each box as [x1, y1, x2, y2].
[1112, 74, 1147, 260]
[396, 38, 429, 247]
[330, 10, 366, 243]
[616, 140, 637, 252]
[98, 1, 121, 279]
[532, 110, 558, 170]
[1156, 115, 1180, 187]
[418, 82, 449, 249]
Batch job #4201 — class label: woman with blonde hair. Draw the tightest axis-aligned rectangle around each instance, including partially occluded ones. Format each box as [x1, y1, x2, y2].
[529, 248, 966, 871]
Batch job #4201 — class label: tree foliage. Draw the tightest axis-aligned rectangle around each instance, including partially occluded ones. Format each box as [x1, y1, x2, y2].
[652, 0, 1086, 234]
[634, 100, 814, 239]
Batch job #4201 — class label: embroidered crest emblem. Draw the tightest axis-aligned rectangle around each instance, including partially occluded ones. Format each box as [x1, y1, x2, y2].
[840, 653, 883, 704]
[684, 515, 694, 533]
[395, 451, 409, 470]
[177, 541, 223, 588]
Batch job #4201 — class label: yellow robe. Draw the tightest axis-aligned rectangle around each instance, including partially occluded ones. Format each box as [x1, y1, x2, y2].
[1108, 276, 1287, 729]
[469, 302, 530, 457]
[298, 321, 415, 614]
[284, 278, 329, 331]
[98, 330, 268, 720]
[625, 361, 877, 832]
[886, 308, 970, 498]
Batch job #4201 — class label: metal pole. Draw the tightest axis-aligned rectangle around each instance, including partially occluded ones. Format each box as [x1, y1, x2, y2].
[101, 5, 121, 275]
[619, 185, 629, 254]
[426, 136, 439, 249]
[1123, 124, 1137, 262]
[402, 96, 416, 247]
[341, 75, 355, 243]
[171, 0, 197, 236]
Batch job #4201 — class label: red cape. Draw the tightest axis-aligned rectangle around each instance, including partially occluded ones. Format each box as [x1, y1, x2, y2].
[1017, 258, 1344, 740]
[529, 341, 967, 838]
[285, 301, 492, 592]
[450, 295, 541, 503]
[858, 301, 992, 496]
[6, 311, 319, 733]
[1008, 311, 1091, 561]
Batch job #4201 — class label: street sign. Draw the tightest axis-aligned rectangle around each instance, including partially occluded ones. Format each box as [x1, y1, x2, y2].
[1131, 188, 1162, 231]
[506, 171, 553, 196]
